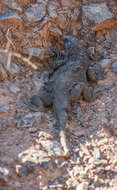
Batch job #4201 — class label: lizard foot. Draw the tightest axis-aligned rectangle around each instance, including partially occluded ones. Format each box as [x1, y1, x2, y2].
[24, 99, 44, 112]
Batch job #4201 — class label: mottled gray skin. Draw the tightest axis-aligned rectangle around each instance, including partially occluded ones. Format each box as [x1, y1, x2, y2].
[26, 36, 101, 132]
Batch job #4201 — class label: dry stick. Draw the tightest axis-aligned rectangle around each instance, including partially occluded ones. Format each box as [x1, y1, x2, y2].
[0, 48, 37, 70]
[7, 53, 11, 70]
[1, 31, 37, 70]
[6, 33, 14, 49]
[5, 40, 12, 70]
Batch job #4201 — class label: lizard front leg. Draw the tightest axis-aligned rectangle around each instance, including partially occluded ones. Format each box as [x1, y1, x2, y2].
[25, 86, 52, 111]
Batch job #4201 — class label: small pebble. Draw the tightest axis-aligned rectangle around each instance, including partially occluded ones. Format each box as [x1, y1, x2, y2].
[76, 182, 89, 190]
[16, 164, 33, 176]
[112, 62, 117, 73]
[0, 105, 9, 113]
[9, 84, 20, 93]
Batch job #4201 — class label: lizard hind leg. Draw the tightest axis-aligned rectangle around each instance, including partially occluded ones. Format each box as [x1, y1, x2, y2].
[83, 85, 96, 102]
[70, 83, 83, 103]
[25, 86, 53, 112]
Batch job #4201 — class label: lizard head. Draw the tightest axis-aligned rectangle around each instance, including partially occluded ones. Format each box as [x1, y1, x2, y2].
[63, 36, 83, 54]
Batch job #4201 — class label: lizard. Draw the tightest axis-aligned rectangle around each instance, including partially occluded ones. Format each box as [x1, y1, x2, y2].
[25, 36, 102, 157]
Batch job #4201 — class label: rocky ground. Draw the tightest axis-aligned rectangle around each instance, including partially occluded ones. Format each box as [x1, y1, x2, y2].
[0, 0, 117, 190]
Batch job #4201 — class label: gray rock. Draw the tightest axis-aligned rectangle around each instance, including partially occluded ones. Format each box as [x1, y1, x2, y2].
[9, 84, 20, 93]
[112, 62, 117, 73]
[23, 48, 50, 60]
[23, 4, 46, 24]
[0, 54, 8, 64]
[18, 148, 51, 169]
[0, 155, 14, 164]
[6, 62, 21, 75]
[0, 167, 9, 182]
[16, 164, 33, 176]
[4, 0, 22, 12]
[10, 181, 21, 188]
[40, 140, 63, 157]
[0, 11, 21, 21]
[99, 59, 112, 69]
[17, 113, 35, 128]
[0, 105, 9, 113]
[82, 3, 114, 24]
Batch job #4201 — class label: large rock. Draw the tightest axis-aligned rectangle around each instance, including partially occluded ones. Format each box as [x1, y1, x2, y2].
[23, 4, 46, 24]
[9, 83, 20, 94]
[0, 11, 21, 22]
[82, 3, 115, 31]
[17, 113, 42, 128]
[112, 61, 117, 73]
[3, 0, 22, 12]
[82, 3, 114, 24]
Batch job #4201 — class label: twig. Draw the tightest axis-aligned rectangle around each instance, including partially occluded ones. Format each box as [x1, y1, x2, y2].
[0, 47, 37, 70]
[0, 29, 37, 70]
[66, 130, 83, 138]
